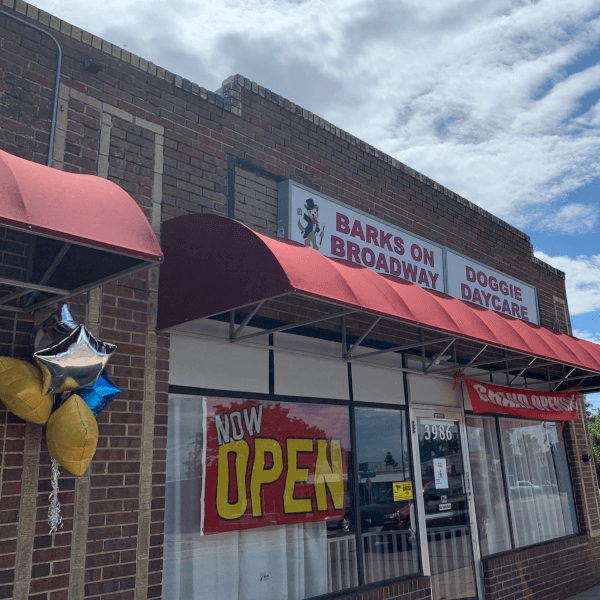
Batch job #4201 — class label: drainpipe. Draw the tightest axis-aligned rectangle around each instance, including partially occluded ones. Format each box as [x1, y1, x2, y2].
[0, 8, 62, 167]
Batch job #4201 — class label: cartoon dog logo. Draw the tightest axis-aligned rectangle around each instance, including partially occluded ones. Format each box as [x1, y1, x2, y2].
[297, 198, 325, 250]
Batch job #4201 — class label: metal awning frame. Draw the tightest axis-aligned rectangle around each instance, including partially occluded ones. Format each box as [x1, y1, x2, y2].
[0, 262, 154, 314]
[219, 292, 600, 394]
[0, 219, 162, 314]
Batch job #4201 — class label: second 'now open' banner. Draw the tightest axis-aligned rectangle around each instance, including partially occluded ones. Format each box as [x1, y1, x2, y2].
[464, 378, 579, 421]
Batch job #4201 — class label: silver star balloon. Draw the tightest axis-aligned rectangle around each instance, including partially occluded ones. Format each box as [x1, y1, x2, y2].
[34, 304, 78, 352]
[33, 325, 117, 395]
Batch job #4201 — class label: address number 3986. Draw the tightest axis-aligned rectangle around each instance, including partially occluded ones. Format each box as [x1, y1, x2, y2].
[423, 424, 453, 441]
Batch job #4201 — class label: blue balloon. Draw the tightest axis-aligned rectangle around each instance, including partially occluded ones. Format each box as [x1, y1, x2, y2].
[77, 370, 121, 416]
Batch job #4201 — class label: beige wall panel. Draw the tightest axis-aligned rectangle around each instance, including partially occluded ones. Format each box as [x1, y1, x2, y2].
[169, 333, 269, 393]
[351, 363, 405, 404]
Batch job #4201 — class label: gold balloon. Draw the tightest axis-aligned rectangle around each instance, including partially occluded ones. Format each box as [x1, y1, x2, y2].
[46, 394, 99, 476]
[0, 357, 53, 424]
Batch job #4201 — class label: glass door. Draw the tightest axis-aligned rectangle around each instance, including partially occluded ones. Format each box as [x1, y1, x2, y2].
[411, 410, 482, 600]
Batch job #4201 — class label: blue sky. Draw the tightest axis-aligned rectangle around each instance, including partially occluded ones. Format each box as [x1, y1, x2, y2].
[32, 0, 600, 409]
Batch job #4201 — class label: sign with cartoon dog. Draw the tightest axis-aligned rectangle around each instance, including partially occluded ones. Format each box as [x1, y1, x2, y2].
[278, 180, 445, 291]
[297, 197, 325, 250]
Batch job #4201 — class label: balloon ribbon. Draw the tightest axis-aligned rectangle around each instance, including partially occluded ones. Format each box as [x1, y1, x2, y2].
[47, 458, 63, 534]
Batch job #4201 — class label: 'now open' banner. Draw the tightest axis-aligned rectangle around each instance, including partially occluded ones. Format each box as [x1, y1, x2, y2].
[464, 379, 579, 421]
[201, 398, 349, 535]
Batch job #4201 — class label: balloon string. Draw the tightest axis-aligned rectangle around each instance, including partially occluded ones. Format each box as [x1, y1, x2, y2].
[48, 458, 63, 534]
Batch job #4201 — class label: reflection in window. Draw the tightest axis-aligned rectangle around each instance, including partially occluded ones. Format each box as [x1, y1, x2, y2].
[164, 396, 357, 600]
[466, 415, 578, 556]
[354, 407, 418, 584]
[499, 419, 578, 547]
[466, 416, 511, 556]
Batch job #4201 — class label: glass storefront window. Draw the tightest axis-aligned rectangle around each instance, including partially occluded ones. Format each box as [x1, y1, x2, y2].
[164, 395, 357, 600]
[466, 415, 578, 556]
[466, 416, 511, 556]
[499, 418, 578, 547]
[354, 407, 418, 584]
[164, 396, 419, 599]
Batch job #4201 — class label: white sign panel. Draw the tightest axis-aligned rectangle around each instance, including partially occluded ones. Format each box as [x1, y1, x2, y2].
[446, 251, 539, 324]
[434, 458, 448, 489]
[278, 181, 445, 292]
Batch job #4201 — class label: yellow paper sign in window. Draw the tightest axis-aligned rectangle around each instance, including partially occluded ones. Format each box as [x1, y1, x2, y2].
[393, 481, 413, 501]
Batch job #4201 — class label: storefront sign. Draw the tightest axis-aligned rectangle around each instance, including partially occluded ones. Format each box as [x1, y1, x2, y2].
[464, 379, 579, 421]
[278, 181, 444, 291]
[393, 481, 413, 501]
[278, 181, 539, 323]
[201, 398, 350, 535]
[446, 251, 539, 324]
[434, 458, 448, 489]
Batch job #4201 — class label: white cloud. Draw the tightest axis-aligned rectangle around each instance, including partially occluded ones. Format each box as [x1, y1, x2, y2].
[534, 251, 600, 315]
[31, 0, 600, 231]
[533, 203, 600, 234]
[573, 329, 600, 344]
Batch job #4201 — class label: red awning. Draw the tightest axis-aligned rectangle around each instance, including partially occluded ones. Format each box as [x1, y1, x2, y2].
[157, 214, 600, 380]
[0, 150, 163, 312]
[0, 149, 162, 261]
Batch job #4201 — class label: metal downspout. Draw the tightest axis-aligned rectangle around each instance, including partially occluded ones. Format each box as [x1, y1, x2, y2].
[0, 7, 62, 167]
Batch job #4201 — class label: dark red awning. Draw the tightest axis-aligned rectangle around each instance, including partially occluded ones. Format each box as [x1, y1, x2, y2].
[0, 149, 162, 261]
[0, 150, 163, 312]
[157, 214, 600, 378]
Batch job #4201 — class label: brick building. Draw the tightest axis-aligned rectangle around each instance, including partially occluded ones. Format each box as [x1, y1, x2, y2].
[1, 1, 600, 599]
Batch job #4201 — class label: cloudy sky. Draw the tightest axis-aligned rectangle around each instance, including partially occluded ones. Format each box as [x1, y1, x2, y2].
[33, 0, 600, 407]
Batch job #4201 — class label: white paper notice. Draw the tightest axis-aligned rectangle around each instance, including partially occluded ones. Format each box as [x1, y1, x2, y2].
[434, 458, 448, 489]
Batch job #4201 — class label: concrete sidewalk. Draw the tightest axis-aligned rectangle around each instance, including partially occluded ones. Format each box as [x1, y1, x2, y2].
[568, 586, 600, 599]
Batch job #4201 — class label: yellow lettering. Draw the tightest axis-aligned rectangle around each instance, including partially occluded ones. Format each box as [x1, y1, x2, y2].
[283, 438, 313, 514]
[250, 438, 283, 517]
[314, 439, 344, 511]
[216, 440, 249, 520]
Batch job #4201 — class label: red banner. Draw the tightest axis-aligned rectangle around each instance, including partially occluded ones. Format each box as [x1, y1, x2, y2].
[201, 398, 349, 535]
[464, 378, 579, 421]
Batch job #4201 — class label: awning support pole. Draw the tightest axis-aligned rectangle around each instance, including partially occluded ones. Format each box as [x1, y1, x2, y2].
[516, 371, 597, 389]
[229, 310, 235, 339]
[552, 367, 577, 392]
[347, 335, 458, 362]
[464, 359, 572, 382]
[437, 352, 528, 373]
[232, 308, 357, 343]
[424, 338, 456, 373]
[345, 316, 381, 358]
[0, 277, 69, 296]
[508, 357, 537, 386]
[231, 301, 265, 339]
[23, 242, 72, 308]
[455, 344, 489, 374]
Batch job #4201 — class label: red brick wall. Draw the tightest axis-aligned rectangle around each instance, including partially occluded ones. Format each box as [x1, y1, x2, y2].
[483, 536, 600, 600]
[0, 1, 598, 599]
